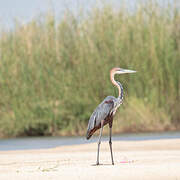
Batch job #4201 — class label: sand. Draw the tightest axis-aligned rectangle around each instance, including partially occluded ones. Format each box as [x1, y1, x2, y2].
[0, 138, 180, 180]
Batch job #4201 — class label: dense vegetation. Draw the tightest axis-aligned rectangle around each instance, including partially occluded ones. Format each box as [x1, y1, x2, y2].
[0, 1, 179, 137]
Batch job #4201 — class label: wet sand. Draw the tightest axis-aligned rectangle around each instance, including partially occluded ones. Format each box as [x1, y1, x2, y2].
[0, 138, 180, 180]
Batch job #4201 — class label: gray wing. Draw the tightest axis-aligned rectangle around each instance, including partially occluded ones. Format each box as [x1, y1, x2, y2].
[86, 96, 115, 139]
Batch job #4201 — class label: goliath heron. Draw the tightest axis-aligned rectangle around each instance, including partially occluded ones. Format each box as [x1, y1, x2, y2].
[86, 67, 136, 165]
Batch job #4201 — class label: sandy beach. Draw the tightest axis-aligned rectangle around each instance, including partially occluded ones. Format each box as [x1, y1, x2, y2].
[0, 138, 180, 180]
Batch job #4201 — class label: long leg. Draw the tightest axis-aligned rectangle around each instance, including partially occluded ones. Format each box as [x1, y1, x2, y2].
[96, 120, 104, 165]
[109, 119, 114, 165]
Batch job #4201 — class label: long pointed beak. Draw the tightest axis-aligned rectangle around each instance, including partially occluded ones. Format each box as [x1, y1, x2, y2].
[117, 68, 136, 74]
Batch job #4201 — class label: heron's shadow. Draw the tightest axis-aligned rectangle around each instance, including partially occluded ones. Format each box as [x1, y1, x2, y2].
[91, 160, 136, 166]
[91, 163, 114, 166]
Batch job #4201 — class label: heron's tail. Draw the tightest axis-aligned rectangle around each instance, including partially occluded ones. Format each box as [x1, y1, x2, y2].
[86, 125, 92, 140]
[86, 125, 98, 140]
[86, 134, 91, 140]
[86, 130, 92, 140]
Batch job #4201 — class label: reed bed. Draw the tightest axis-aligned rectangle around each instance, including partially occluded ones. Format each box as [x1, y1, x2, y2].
[0, 1, 179, 137]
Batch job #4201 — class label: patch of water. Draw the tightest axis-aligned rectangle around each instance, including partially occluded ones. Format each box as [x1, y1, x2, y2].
[0, 131, 180, 151]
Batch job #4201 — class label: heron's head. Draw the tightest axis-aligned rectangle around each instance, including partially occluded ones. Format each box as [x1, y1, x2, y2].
[110, 67, 136, 76]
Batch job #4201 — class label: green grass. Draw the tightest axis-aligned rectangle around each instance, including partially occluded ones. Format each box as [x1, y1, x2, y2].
[0, 1, 179, 137]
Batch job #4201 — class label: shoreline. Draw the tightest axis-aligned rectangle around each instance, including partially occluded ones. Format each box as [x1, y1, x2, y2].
[1, 131, 180, 151]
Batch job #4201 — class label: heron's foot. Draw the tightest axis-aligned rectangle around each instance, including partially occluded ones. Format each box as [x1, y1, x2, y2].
[112, 161, 114, 165]
[96, 162, 100, 166]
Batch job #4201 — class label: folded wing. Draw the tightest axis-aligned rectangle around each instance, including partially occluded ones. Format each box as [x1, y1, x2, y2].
[86, 96, 115, 139]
